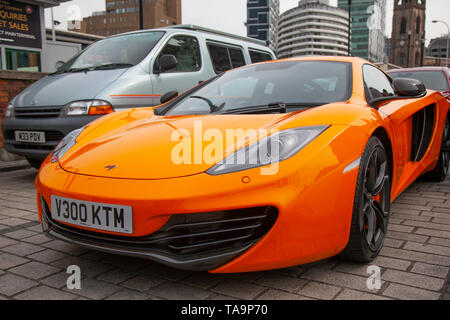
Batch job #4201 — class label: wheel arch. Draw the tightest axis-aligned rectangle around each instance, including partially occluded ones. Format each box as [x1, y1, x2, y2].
[371, 126, 394, 182]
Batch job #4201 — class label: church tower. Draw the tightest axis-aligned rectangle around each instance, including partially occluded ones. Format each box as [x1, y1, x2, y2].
[390, 0, 426, 67]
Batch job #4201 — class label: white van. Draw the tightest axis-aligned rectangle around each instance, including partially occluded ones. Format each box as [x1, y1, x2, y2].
[2, 24, 276, 168]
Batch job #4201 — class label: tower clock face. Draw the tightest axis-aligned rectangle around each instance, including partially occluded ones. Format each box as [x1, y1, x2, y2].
[400, 40, 405, 47]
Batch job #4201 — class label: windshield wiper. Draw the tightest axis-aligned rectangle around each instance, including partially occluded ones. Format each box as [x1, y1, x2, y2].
[189, 96, 225, 112]
[65, 66, 96, 73]
[218, 102, 288, 115]
[61, 63, 133, 74]
[92, 63, 134, 70]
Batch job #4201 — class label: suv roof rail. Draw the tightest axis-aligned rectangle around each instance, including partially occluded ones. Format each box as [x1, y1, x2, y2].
[167, 24, 268, 47]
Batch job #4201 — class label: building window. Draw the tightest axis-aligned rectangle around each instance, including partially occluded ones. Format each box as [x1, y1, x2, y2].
[400, 18, 407, 34]
[5, 49, 41, 72]
[416, 17, 421, 34]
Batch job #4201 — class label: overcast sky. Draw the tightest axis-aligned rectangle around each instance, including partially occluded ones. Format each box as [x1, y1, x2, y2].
[45, 0, 450, 46]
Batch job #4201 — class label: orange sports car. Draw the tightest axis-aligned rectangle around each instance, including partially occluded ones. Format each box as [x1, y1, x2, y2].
[35, 57, 450, 273]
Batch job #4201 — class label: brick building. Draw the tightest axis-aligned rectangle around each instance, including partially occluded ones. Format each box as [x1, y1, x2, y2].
[390, 0, 426, 68]
[69, 0, 182, 37]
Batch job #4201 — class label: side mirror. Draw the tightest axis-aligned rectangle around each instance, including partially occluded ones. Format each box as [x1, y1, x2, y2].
[160, 90, 178, 104]
[155, 54, 178, 74]
[393, 78, 426, 97]
[55, 61, 65, 71]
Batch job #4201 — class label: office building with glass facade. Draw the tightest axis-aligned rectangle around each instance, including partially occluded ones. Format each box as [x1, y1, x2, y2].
[337, 0, 386, 62]
[246, 0, 280, 51]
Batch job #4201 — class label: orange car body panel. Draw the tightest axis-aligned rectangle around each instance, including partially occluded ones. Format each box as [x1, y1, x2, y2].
[35, 57, 450, 273]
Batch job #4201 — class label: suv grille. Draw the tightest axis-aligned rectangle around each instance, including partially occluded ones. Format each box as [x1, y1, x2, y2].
[15, 106, 62, 118]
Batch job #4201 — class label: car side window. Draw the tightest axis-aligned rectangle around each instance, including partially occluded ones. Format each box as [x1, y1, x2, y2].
[249, 49, 273, 63]
[229, 48, 246, 69]
[363, 65, 395, 101]
[157, 35, 201, 73]
[207, 44, 245, 74]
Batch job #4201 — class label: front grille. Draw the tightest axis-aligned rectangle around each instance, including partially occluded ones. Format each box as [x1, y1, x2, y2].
[41, 198, 278, 269]
[15, 106, 62, 118]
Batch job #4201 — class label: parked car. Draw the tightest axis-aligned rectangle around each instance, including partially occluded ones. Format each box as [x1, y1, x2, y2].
[36, 57, 449, 272]
[1, 24, 275, 169]
[387, 66, 450, 103]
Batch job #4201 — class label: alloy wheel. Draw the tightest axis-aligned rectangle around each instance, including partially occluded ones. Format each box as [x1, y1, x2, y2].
[360, 147, 390, 252]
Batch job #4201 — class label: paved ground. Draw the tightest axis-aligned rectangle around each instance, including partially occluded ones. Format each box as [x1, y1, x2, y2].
[0, 168, 450, 300]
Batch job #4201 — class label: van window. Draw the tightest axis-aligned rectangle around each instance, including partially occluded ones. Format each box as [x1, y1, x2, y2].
[229, 48, 246, 68]
[157, 35, 201, 73]
[249, 49, 273, 63]
[207, 44, 246, 74]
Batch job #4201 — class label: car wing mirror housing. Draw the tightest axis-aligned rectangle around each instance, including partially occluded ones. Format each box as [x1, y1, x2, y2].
[393, 78, 427, 97]
[369, 78, 427, 108]
[160, 90, 179, 104]
[55, 61, 65, 71]
[154, 54, 178, 74]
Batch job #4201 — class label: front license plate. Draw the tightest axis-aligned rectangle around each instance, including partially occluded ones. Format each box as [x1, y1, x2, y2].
[15, 131, 45, 143]
[50, 196, 133, 234]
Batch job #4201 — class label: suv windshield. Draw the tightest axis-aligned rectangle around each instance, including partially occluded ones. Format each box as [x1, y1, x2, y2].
[57, 31, 165, 73]
[389, 71, 450, 91]
[165, 60, 352, 115]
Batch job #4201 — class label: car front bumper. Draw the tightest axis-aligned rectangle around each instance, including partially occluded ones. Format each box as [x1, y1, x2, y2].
[1, 115, 102, 160]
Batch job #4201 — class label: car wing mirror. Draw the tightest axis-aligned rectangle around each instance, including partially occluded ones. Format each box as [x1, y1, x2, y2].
[160, 90, 179, 104]
[393, 78, 427, 97]
[154, 54, 178, 74]
[55, 60, 65, 71]
[369, 78, 427, 108]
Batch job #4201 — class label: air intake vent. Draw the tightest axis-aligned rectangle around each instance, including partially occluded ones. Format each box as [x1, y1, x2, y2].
[40, 198, 278, 270]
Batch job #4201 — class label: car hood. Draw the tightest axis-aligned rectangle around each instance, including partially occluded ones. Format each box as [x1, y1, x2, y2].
[13, 69, 127, 107]
[59, 111, 301, 180]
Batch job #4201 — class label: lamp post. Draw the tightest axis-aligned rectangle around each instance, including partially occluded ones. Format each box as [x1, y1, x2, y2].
[347, 0, 352, 56]
[432, 20, 450, 67]
[407, 30, 411, 67]
[139, 0, 144, 30]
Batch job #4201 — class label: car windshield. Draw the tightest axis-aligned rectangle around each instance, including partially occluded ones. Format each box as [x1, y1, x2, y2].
[389, 71, 450, 91]
[58, 31, 165, 73]
[165, 60, 352, 115]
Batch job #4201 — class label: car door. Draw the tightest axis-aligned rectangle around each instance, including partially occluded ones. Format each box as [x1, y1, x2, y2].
[150, 34, 206, 106]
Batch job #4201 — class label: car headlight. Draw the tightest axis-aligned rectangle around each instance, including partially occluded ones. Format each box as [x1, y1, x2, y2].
[5, 104, 14, 118]
[206, 126, 329, 175]
[51, 127, 84, 163]
[67, 100, 114, 116]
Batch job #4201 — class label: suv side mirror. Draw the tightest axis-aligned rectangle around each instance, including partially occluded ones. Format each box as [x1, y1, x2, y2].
[160, 90, 178, 104]
[55, 61, 65, 71]
[155, 54, 178, 74]
[393, 78, 426, 97]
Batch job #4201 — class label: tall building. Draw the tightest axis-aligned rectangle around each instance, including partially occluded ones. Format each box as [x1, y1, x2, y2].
[390, 0, 426, 68]
[69, 0, 182, 37]
[246, 0, 280, 51]
[337, 0, 386, 62]
[277, 0, 349, 58]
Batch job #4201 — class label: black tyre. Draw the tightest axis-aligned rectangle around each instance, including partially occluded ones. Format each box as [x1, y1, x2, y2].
[423, 118, 449, 182]
[26, 157, 43, 170]
[340, 136, 391, 262]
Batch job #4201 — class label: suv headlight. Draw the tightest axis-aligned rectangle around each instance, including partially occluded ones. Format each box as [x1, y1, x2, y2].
[5, 104, 14, 118]
[51, 127, 84, 163]
[67, 100, 114, 116]
[206, 126, 328, 175]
